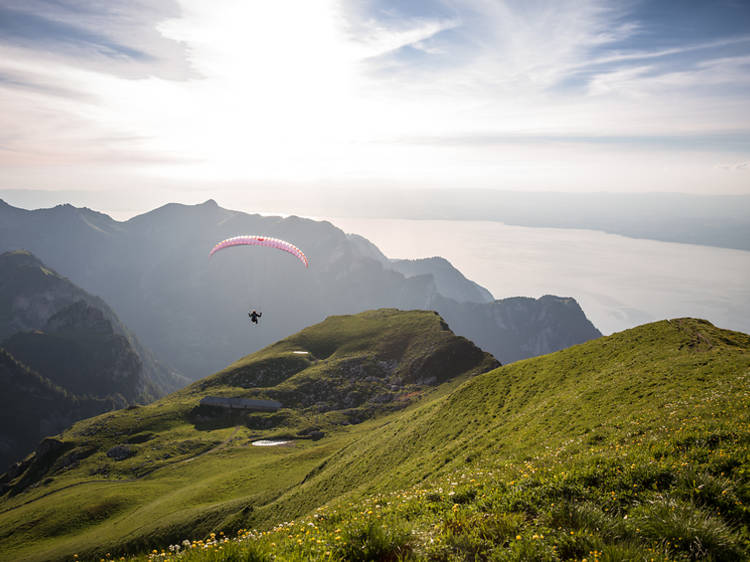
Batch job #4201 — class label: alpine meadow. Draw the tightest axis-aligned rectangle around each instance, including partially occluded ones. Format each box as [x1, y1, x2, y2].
[1, 1, 749, 561]
[0, 313, 748, 560]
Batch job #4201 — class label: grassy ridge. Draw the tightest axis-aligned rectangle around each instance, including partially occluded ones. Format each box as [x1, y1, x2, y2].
[131, 318, 750, 561]
[0, 310, 496, 561]
[1, 316, 748, 560]
[260, 319, 749, 498]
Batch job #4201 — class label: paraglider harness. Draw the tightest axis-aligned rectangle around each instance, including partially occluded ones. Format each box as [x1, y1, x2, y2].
[249, 310, 262, 325]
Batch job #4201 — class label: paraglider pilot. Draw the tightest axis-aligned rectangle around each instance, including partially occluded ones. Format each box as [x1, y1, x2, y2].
[249, 310, 262, 325]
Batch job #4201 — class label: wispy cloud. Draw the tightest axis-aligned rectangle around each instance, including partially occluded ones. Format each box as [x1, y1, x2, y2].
[717, 161, 750, 171]
[0, 5, 151, 61]
[585, 35, 750, 66]
[586, 54, 750, 104]
[0, 0, 748, 195]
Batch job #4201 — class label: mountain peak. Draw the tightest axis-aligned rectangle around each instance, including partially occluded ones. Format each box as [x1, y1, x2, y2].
[390, 256, 495, 304]
[0, 249, 45, 269]
[125, 198, 231, 227]
[200, 308, 500, 414]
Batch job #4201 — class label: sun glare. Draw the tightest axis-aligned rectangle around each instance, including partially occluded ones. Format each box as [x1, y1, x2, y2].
[0, 0, 748, 192]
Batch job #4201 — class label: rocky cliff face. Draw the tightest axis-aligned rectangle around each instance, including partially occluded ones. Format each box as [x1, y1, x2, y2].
[431, 294, 601, 363]
[4, 301, 150, 402]
[0, 251, 190, 472]
[0, 250, 186, 399]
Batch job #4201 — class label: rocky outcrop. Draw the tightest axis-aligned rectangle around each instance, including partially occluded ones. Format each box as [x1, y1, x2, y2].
[106, 444, 134, 461]
[199, 396, 281, 411]
[431, 294, 602, 364]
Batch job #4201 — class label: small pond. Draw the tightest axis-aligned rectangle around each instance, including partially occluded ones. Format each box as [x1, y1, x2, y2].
[252, 440, 291, 447]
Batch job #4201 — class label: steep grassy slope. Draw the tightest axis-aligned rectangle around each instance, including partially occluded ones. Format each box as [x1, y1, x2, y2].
[0, 349, 119, 476]
[198, 308, 498, 422]
[277, 318, 749, 496]
[136, 318, 748, 561]
[0, 309, 497, 561]
[1, 317, 748, 561]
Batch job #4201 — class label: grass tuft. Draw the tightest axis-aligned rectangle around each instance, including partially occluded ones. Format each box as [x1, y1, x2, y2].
[334, 518, 413, 561]
[631, 497, 744, 561]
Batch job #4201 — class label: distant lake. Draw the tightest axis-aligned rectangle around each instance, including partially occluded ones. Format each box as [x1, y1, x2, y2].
[323, 217, 750, 336]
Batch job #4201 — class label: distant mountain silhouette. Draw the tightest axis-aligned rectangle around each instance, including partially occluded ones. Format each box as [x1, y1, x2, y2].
[0, 200, 601, 379]
[389, 257, 494, 304]
[0, 250, 189, 471]
[0, 250, 186, 399]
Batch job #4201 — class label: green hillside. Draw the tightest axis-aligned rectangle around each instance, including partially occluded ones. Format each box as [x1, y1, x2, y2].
[157, 317, 749, 561]
[0, 315, 748, 561]
[0, 348, 119, 476]
[0, 309, 497, 561]
[180, 317, 746, 562]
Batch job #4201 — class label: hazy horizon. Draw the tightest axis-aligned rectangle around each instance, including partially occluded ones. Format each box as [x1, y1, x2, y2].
[4, 187, 750, 253]
[2, 193, 748, 340]
[325, 216, 750, 337]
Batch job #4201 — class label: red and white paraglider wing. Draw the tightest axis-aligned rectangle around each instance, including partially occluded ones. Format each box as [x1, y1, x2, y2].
[209, 235, 308, 267]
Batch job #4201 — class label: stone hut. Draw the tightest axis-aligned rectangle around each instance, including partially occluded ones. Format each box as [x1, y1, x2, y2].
[199, 396, 281, 412]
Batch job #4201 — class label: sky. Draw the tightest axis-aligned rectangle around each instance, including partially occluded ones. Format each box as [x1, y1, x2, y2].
[1, 0, 749, 213]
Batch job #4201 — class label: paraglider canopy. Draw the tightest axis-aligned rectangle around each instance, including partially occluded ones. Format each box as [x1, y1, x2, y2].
[209, 235, 309, 267]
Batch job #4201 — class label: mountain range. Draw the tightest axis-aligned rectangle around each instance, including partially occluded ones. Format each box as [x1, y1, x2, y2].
[0, 199, 601, 380]
[4, 189, 749, 251]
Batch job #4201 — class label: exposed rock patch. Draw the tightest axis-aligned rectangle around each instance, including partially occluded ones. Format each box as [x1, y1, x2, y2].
[106, 445, 134, 461]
